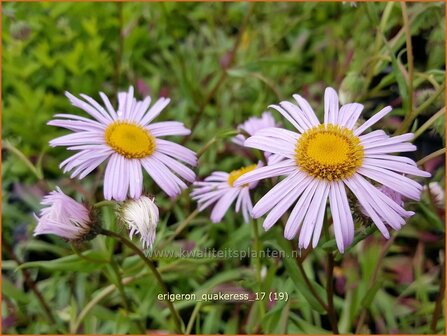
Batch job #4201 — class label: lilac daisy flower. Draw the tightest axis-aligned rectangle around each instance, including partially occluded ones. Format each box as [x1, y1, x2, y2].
[235, 87, 430, 252]
[34, 187, 93, 241]
[233, 112, 283, 165]
[191, 164, 261, 223]
[49, 87, 197, 201]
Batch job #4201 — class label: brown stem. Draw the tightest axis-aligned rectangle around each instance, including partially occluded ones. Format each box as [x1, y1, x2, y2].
[295, 261, 328, 311]
[3, 239, 56, 325]
[99, 229, 183, 333]
[326, 252, 339, 334]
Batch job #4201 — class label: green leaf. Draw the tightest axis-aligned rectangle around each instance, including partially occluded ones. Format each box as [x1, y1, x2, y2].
[361, 280, 384, 308]
[274, 233, 327, 314]
[17, 250, 109, 273]
[2, 277, 30, 303]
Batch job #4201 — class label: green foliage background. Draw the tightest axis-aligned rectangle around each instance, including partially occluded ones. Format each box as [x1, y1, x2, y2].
[2, 1, 445, 334]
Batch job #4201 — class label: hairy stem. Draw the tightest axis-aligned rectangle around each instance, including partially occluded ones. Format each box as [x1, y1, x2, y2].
[413, 107, 445, 140]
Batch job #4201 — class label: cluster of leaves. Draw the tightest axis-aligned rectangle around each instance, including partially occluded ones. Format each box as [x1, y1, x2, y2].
[2, 2, 445, 334]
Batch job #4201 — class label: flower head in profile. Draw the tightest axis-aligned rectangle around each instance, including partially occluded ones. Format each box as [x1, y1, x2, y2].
[235, 87, 430, 252]
[191, 163, 261, 223]
[49, 87, 197, 201]
[34, 187, 94, 241]
[233, 112, 283, 165]
[119, 195, 159, 249]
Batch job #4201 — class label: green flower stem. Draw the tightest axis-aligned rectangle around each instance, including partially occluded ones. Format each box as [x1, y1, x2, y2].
[109, 258, 130, 311]
[72, 273, 144, 333]
[99, 228, 184, 333]
[325, 251, 338, 334]
[196, 130, 238, 159]
[416, 148, 446, 167]
[413, 107, 445, 141]
[396, 82, 445, 135]
[162, 209, 200, 247]
[2, 140, 43, 180]
[295, 257, 329, 311]
[185, 300, 204, 335]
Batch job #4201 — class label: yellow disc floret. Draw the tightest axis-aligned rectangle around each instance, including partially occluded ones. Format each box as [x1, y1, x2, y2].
[295, 124, 363, 181]
[228, 164, 257, 187]
[105, 122, 156, 159]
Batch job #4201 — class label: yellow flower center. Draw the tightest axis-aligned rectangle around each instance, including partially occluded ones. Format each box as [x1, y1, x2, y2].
[105, 122, 156, 159]
[228, 164, 257, 187]
[295, 124, 363, 181]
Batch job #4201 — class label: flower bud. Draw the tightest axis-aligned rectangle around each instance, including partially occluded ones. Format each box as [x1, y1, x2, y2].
[424, 182, 445, 208]
[119, 196, 159, 249]
[34, 187, 96, 242]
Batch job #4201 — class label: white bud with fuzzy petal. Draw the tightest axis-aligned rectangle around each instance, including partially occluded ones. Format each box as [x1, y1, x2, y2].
[120, 196, 159, 249]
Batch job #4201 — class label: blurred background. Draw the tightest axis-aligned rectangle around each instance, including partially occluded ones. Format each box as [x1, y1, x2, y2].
[2, 2, 445, 334]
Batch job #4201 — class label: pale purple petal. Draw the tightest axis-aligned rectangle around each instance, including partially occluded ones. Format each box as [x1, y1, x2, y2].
[358, 166, 422, 200]
[234, 159, 296, 186]
[284, 179, 319, 239]
[363, 158, 431, 177]
[292, 94, 320, 126]
[139, 98, 171, 126]
[48, 119, 105, 132]
[99, 91, 119, 120]
[269, 104, 305, 133]
[324, 87, 339, 125]
[141, 157, 186, 198]
[50, 132, 104, 147]
[65, 91, 111, 125]
[147, 121, 191, 137]
[244, 135, 295, 158]
[279, 101, 313, 130]
[354, 106, 392, 136]
[298, 180, 329, 249]
[210, 188, 240, 223]
[153, 152, 196, 182]
[80, 93, 114, 123]
[344, 176, 390, 238]
[338, 103, 363, 129]
[262, 179, 307, 230]
[128, 159, 143, 199]
[252, 171, 304, 218]
[155, 139, 197, 166]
